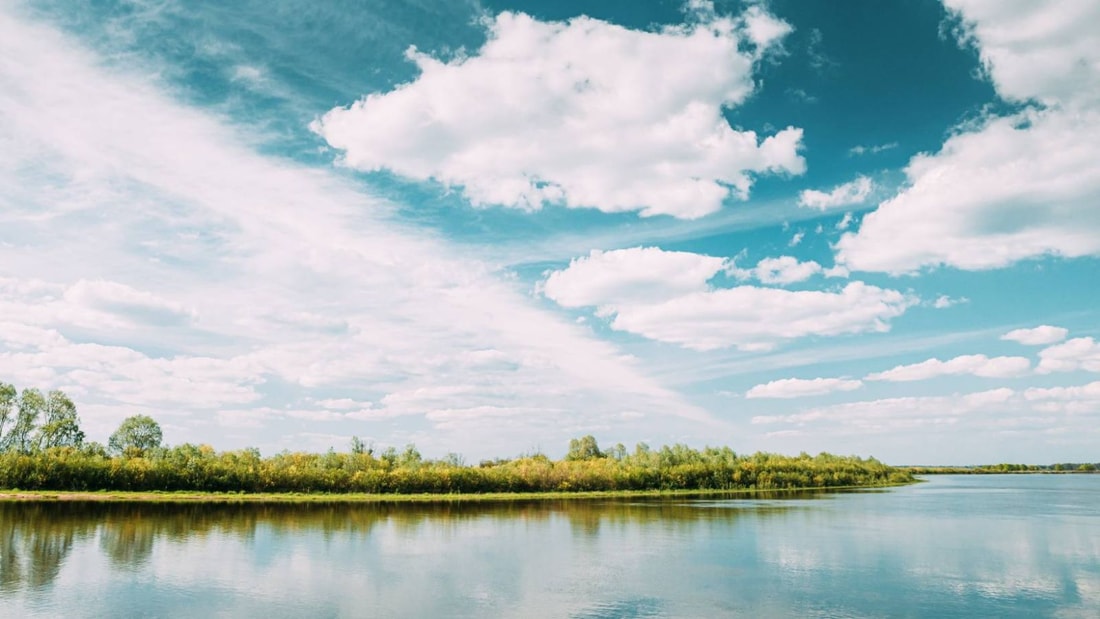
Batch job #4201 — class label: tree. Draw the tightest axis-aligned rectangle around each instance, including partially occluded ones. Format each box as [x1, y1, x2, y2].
[349, 435, 373, 456]
[2, 388, 45, 453]
[398, 444, 422, 467]
[566, 435, 603, 461]
[36, 390, 84, 450]
[0, 382, 16, 446]
[108, 415, 163, 456]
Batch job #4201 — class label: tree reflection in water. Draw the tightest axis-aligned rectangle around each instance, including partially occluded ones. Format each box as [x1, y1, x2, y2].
[0, 493, 810, 590]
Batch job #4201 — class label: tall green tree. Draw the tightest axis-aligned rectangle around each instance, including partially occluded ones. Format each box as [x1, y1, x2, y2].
[0, 382, 16, 447]
[2, 388, 44, 453]
[566, 435, 603, 461]
[36, 390, 84, 450]
[349, 436, 372, 455]
[108, 415, 163, 456]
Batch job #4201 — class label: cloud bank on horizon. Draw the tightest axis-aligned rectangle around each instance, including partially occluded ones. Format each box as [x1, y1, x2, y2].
[0, 0, 1097, 463]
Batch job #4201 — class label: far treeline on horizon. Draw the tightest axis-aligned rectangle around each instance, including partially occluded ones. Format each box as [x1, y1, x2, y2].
[0, 381, 1096, 497]
[0, 1, 1098, 466]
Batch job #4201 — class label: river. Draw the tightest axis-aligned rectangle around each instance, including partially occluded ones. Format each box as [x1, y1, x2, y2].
[1, 475, 1098, 617]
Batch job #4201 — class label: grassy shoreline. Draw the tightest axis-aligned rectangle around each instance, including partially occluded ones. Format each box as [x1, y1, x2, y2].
[905, 468, 1099, 475]
[0, 481, 916, 504]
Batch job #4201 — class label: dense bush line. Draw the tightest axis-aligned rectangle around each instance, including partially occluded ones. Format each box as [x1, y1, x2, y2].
[0, 442, 912, 494]
[1, 381, 912, 494]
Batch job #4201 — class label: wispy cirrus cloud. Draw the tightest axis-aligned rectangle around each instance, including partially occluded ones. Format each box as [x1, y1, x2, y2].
[0, 4, 713, 455]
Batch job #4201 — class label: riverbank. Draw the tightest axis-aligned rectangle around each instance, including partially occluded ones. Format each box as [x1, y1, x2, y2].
[0, 446, 914, 495]
[906, 467, 1099, 475]
[0, 481, 916, 504]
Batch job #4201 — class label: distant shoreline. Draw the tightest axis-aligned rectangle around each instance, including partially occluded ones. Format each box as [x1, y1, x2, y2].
[0, 483, 915, 504]
[906, 468, 1099, 475]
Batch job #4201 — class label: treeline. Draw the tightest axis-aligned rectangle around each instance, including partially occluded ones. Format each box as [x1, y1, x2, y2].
[0, 442, 912, 494]
[0, 382, 912, 494]
[908, 463, 1099, 474]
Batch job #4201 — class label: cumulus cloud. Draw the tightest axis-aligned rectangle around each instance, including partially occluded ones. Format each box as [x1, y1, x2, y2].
[932, 295, 968, 309]
[746, 256, 823, 285]
[1024, 381, 1100, 414]
[836, 1, 1100, 273]
[313, 4, 805, 219]
[1037, 337, 1100, 374]
[944, 0, 1100, 108]
[541, 247, 726, 310]
[745, 377, 862, 399]
[798, 176, 873, 210]
[835, 109, 1100, 273]
[1001, 325, 1069, 346]
[865, 354, 1031, 382]
[543, 247, 913, 351]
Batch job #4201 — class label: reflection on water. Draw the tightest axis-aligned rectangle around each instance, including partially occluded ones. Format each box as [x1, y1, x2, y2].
[0, 477, 1098, 618]
[0, 497, 804, 591]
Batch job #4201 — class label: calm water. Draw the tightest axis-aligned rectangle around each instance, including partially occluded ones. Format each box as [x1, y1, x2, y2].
[1, 475, 1098, 618]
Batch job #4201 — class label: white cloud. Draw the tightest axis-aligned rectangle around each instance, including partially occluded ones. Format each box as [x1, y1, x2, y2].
[752, 388, 1017, 429]
[753, 380, 1100, 436]
[848, 142, 898, 156]
[543, 247, 913, 351]
[788, 231, 805, 246]
[1001, 325, 1069, 346]
[1024, 381, 1100, 401]
[751, 256, 823, 285]
[541, 247, 726, 310]
[944, 0, 1100, 108]
[0, 6, 715, 455]
[313, 5, 805, 219]
[728, 255, 835, 286]
[64, 279, 196, 325]
[835, 109, 1100, 273]
[745, 377, 862, 399]
[1024, 381, 1100, 414]
[737, 5, 794, 54]
[798, 176, 873, 210]
[1037, 337, 1100, 374]
[865, 354, 1031, 382]
[836, 1, 1100, 274]
[932, 295, 968, 309]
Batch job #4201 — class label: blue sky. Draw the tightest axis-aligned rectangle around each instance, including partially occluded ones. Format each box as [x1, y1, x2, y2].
[1, 0, 1098, 463]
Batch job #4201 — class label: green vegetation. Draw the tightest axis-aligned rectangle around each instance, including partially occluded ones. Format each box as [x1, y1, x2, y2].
[107, 414, 163, 456]
[907, 463, 1100, 475]
[0, 381, 912, 496]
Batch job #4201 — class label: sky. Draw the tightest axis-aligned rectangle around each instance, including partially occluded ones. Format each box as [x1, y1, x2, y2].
[1, 0, 1098, 464]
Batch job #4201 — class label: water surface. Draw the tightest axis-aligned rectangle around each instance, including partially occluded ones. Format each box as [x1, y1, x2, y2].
[1, 475, 1098, 617]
